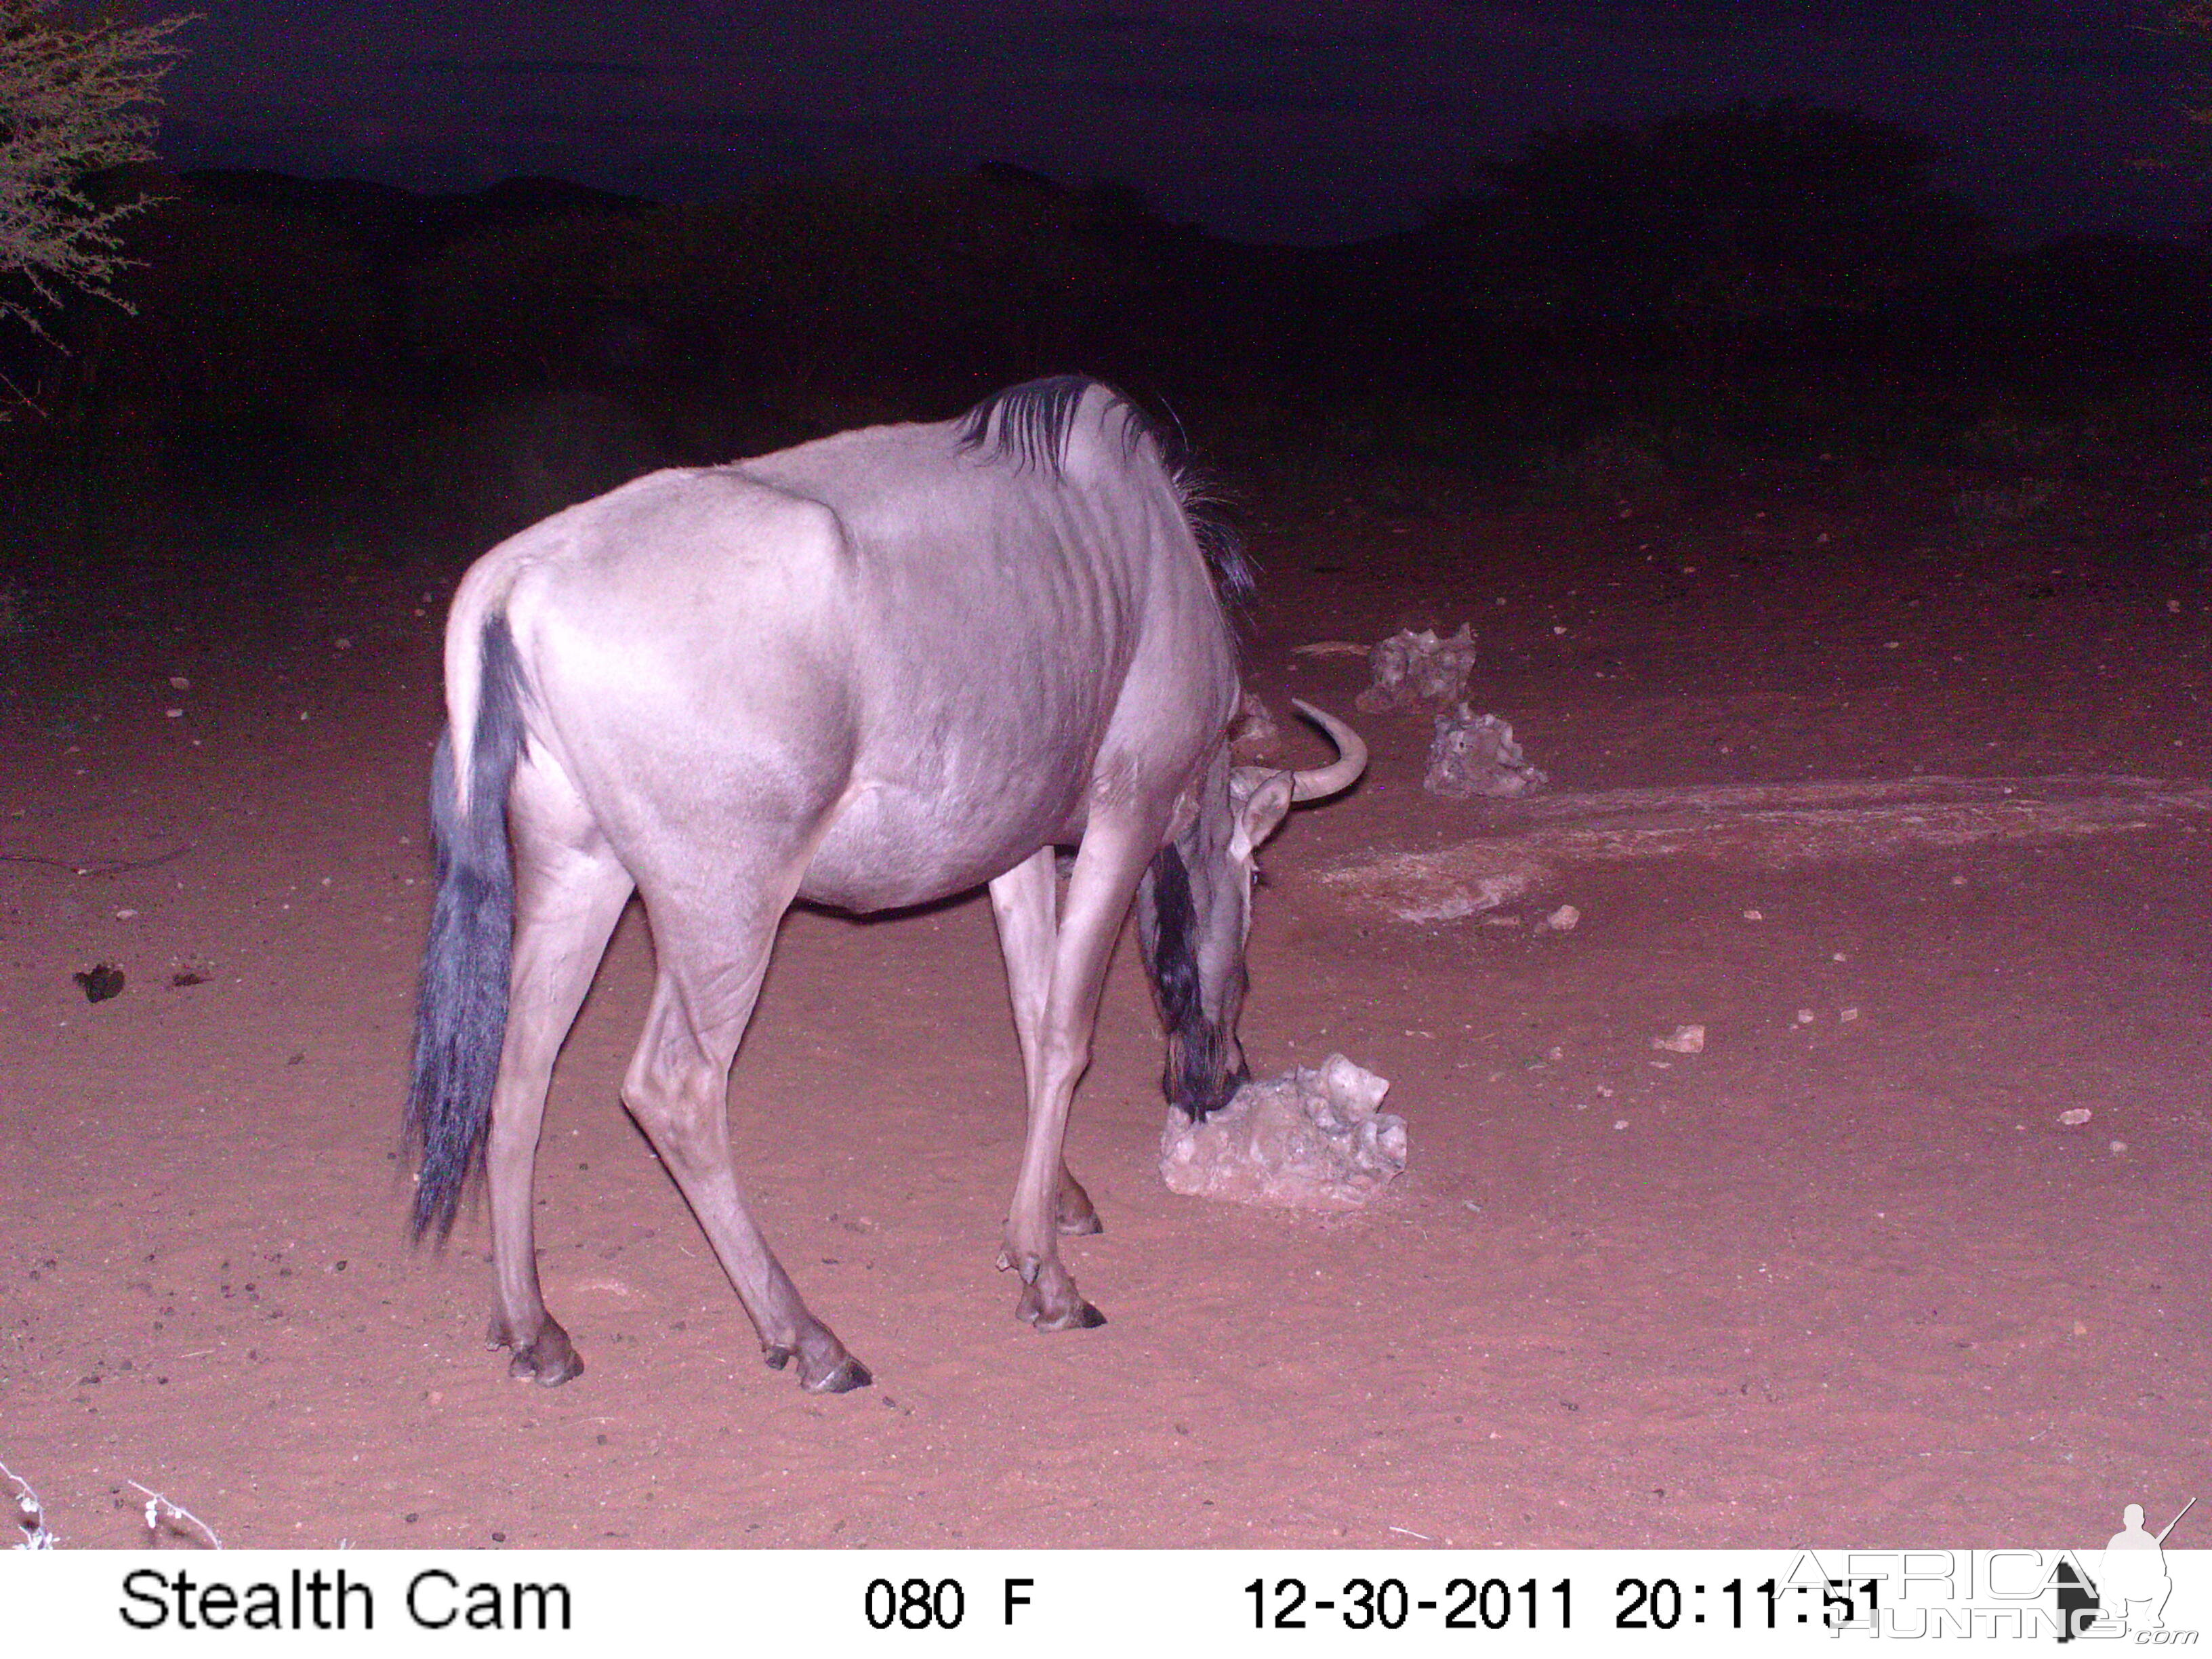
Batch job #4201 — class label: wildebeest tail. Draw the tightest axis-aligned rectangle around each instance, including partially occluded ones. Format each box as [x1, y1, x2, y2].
[405, 614, 525, 1241]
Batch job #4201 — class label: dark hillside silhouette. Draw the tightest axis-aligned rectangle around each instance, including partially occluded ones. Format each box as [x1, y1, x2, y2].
[1425, 100, 1994, 363]
[1, 98, 2203, 531]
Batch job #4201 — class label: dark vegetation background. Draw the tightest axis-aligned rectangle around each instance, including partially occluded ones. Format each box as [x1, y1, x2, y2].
[3, 98, 2206, 608]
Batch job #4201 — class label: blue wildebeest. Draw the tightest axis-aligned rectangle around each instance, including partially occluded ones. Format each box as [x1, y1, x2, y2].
[405, 376, 1366, 1391]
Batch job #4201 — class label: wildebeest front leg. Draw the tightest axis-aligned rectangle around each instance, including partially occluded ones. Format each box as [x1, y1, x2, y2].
[987, 847, 1101, 1236]
[999, 815, 1162, 1330]
[487, 770, 634, 1386]
[622, 942, 869, 1393]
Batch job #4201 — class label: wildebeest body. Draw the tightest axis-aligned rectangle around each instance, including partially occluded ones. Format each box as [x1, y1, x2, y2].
[407, 377, 1363, 1391]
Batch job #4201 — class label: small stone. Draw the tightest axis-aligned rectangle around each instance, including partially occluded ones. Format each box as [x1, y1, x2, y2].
[73, 964, 125, 1003]
[2058, 1108, 2092, 1127]
[1839, 1007, 1861, 1023]
[1651, 1024, 1705, 1054]
[1795, 1009, 1817, 1025]
[168, 676, 190, 690]
[1742, 909, 1764, 921]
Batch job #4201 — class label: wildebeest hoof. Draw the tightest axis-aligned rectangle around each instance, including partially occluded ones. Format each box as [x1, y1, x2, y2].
[765, 1329, 869, 1393]
[1018, 1288, 1107, 1331]
[803, 1355, 874, 1394]
[488, 1315, 583, 1386]
[508, 1347, 584, 1387]
[1015, 1259, 1105, 1330]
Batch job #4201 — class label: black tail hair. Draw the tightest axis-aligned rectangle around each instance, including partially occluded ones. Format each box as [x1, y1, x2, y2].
[404, 615, 526, 1241]
[1139, 844, 1248, 1122]
[956, 373, 1253, 602]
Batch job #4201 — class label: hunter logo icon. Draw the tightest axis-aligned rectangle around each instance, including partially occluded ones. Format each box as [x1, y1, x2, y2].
[2101, 1498, 2193, 1633]
[2059, 1496, 2196, 1639]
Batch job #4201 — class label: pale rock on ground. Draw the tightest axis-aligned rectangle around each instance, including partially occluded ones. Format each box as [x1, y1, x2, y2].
[1160, 1054, 1407, 1212]
[1426, 707, 1550, 799]
[1229, 690, 1283, 762]
[1356, 625, 1477, 712]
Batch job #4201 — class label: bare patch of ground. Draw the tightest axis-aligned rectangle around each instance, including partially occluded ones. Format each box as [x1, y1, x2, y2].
[1324, 773, 2212, 922]
[2, 455, 2207, 1549]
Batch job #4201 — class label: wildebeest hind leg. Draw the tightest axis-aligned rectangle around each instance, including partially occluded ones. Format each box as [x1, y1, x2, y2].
[487, 775, 634, 1386]
[621, 902, 869, 1393]
[987, 847, 1101, 1236]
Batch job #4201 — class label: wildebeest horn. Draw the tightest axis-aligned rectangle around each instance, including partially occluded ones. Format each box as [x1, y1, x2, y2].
[1287, 699, 1368, 801]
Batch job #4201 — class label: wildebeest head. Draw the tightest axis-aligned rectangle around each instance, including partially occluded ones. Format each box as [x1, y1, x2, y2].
[1139, 700, 1366, 1122]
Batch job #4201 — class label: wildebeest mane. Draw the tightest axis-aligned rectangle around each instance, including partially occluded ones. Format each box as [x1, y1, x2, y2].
[957, 374, 1254, 601]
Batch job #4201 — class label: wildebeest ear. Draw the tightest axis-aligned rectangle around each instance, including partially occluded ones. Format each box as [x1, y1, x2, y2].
[1229, 767, 1295, 859]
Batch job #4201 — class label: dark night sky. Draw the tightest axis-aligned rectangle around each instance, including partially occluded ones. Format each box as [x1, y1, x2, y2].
[161, 1, 2206, 244]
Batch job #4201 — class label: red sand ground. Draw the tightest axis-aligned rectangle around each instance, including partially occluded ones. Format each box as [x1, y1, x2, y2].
[3, 455, 2206, 1549]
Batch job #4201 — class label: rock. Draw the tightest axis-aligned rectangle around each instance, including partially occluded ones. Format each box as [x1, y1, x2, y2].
[1160, 1054, 1407, 1212]
[1536, 903, 1580, 934]
[1651, 1024, 1705, 1054]
[73, 964, 125, 1003]
[1425, 707, 1549, 799]
[1357, 625, 1476, 712]
[1229, 691, 1282, 762]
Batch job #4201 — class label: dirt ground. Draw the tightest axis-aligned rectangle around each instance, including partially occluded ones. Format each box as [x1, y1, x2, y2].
[3, 449, 2207, 1550]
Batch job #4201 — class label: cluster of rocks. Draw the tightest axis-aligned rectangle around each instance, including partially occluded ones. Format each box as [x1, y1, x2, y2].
[1161, 1054, 1407, 1212]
